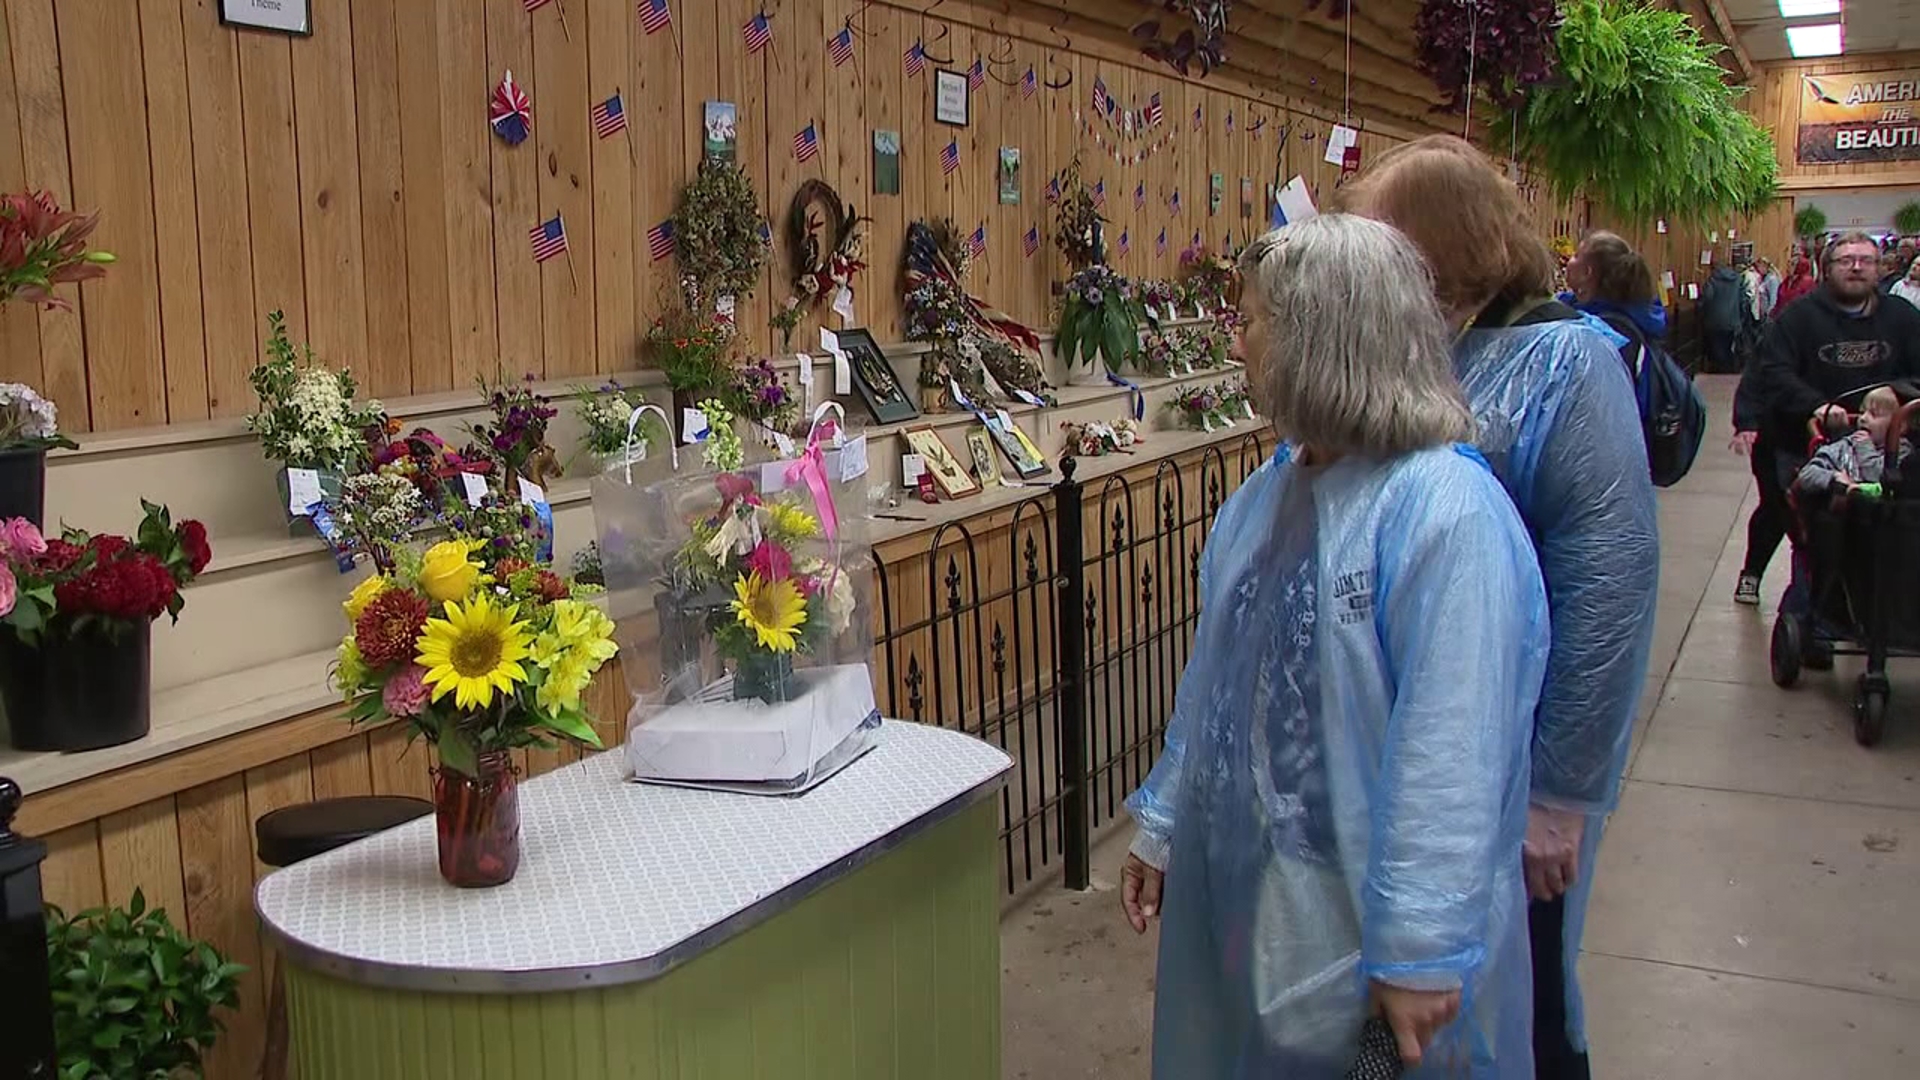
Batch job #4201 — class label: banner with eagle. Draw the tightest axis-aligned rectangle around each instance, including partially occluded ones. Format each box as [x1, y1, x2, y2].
[1797, 71, 1920, 165]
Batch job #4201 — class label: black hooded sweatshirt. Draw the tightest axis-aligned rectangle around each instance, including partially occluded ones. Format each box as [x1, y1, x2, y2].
[1756, 288, 1920, 450]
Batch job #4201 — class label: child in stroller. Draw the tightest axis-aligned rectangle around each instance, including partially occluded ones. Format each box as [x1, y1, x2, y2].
[1794, 387, 1910, 501]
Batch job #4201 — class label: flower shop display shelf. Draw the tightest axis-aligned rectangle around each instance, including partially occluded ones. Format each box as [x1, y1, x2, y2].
[255, 719, 1011, 1079]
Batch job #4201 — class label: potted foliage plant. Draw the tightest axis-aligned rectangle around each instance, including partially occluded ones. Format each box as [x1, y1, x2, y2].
[45, 889, 244, 1080]
[332, 538, 616, 887]
[0, 502, 210, 752]
[0, 190, 112, 526]
[1893, 200, 1920, 240]
[1794, 204, 1829, 243]
[245, 311, 386, 534]
[645, 306, 737, 441]
[1056, 265, 1145, 386]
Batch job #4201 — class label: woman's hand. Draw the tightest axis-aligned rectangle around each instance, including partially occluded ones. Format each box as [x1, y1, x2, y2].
[1120, 854, 1164, 934]
[1371, 981, 1462, 1067]
[1729, 430, 1757, 455]
[1523, 804, 1586, 901]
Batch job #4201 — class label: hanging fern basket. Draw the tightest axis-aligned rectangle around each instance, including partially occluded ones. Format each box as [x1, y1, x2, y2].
[1893, 200, 1920, 237]
[1794, 204, 1829, 240]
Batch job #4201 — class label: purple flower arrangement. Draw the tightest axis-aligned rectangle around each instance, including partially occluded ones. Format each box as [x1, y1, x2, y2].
[725, 356, 799, 434]
[463, 374, 557, 480]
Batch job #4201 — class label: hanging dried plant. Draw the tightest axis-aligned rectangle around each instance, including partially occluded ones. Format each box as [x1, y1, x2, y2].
[1415, 0, 1560, 114]
[1131, 1, 1231, 77]
[1051, 156, 1106, 272]
[671, 159, 771, 311]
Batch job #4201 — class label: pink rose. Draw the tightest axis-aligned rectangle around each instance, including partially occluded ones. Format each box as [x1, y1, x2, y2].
[382, 664, 431, 718]
[0, 518, 47, 562]
[0, 562, 15, 618]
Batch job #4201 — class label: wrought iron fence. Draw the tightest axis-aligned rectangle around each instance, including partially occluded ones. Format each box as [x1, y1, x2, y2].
[872, 431, 1269, 894]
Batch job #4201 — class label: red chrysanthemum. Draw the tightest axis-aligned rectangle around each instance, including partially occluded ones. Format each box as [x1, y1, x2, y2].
[177, 520, 212, 576]
[85, 534, 129, 562]
[532, 570, 569, 602]
[354, 588, 430, 667]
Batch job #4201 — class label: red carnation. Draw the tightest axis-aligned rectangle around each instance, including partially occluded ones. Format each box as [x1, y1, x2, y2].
[177, 519, 212, 576]
[85, 533, 129, 561]
[354, 588, 430, 667]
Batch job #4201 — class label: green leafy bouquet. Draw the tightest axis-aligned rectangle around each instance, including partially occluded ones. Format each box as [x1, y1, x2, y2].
[246, 311, 386, 474]
[1056, 265, 1144, 371]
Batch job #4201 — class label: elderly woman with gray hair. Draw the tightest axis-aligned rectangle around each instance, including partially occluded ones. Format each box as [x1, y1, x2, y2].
[1120, 214, 1548, 1078]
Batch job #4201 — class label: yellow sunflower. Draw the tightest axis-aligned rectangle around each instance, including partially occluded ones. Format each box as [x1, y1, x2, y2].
[730, 572, 807, 653]
[415, 596, 533, 711]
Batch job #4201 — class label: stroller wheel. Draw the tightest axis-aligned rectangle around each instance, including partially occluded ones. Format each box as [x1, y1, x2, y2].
[1770, 614, 1804, 688]
[1854, 678, 1889, 748]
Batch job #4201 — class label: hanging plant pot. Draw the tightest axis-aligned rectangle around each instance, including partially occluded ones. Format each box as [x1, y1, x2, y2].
[0, 620, 152, 753]
[432, 751, 521, 888]
[0, 446, 47, 528]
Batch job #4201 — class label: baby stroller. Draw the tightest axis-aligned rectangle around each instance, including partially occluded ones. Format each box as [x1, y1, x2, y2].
[1768, 383, 1920, 746]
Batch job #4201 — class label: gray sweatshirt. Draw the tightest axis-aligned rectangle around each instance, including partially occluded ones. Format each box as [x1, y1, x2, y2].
[1795, 430, 1910, 495]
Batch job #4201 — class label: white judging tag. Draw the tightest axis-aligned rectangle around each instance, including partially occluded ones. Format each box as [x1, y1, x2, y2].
[716, 294, 737, 319]
[1163, 303, 1178, 323]
[773, 431, 795, 457]
[1196, 302, 1208, 319]
[285, 467, 323, 515]
[1242, 401, 1255, 419]
[761, 461, 792, 494]
[1202, 414, 1215, 433]
[840, 433, 869, 482]
[821, 328, 851, 394]
[832, 286, 855, 322]
[796, 352, 814, 386]
[461, 472, 489, 507]
[1656, 219, 1668, 234]
[901, 453, 926, 484]
[1699, 250, 1713, 267]
[517, 476, 546, 507]
[682, 408, 710, 444]
[1686, 282, 1700, 300]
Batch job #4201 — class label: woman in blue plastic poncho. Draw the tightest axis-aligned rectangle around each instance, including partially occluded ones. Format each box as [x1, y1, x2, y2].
[1340, 137, 1661, 1080]
[1120, 213, 1551, 1077]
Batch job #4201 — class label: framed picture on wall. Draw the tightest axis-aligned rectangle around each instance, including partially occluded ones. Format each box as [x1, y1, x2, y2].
[965, 426, 1001, 486]
[873, 131, 902, 195]
[703, 101, 739, 163]
[935, 69, 970, 127]
[220, 0, 312, 34]
[987, 420, 1051, 480]
[838, 328, 920, 425]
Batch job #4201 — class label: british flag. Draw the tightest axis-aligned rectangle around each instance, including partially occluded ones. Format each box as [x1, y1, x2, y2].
[1092, 78, 1110, 116]
[1092, 179, 1106, 209]
[1117, 230, 1130, 258]
[1045, 176, 1061, 204]
[742, 11, 771, 53]
[591, 92, 628, 139]
[828, 26, 854, 67]
[639, 0, 671, 35]
[793, 121, 819, 163]
[1145, 92, 1163, 127]
[968, 224, 987, 259]
[968, 57, 985, 92]
[529, 214, 568, 262]
[904, 39, 926, 77]
[490, 70, 532, 146]
[1024, 226, 1040, 257]
[1021, 66, 1036, 100]
[940, 139, 960, 175]
[647, 219, 675, 262]
[1134, 182, 1145, 210]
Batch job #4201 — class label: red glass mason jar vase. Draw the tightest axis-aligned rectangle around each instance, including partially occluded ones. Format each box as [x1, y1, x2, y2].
[431, 750, 520, 888]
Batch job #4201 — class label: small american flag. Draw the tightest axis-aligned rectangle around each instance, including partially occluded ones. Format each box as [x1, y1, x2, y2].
[1156, 229, 1167, 257]
[647, 219, 675, 262]
[529, 214, 568, 262]
[1092, 179, 1106, 209]
[1134, 182, 1145, 210]
[1192, 105, 1203, 131]
[1092, 78, 1110, 116]
[1045, 176, 1061, 204]
[793, 121, 819, 163]
[524, 0, 551, 10]
[1021, 66, 1036, 100]
[639, 0, 671, 35]
[940, 139, 959, 175]
[1117, 230, 1130, 258]
[1170, 188, 1182, 214]
[742, 11, 771, 53]
[591, 93, 628, 139]
[904, 39, 926, 78]
[828, 26, 854, 67]
[1191, 230, 1201, 249]
[1145, 92, 1163, 127]
[968, 224, 987, 259]
[968, 57, 985, 91]
[1023, 226, 1040, 257]
[1226, 110, 1234, 134]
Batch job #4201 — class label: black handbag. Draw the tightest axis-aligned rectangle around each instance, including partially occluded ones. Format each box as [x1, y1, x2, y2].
[1344, 1017, 1405, 1080]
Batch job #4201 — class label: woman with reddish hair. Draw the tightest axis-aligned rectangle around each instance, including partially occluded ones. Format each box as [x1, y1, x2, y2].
[1776, 255, 1817, 313]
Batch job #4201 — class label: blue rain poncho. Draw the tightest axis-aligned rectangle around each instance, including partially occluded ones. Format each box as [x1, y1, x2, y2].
[1454, 316, 1661, 1050]
[1125, 444, 1550, 1078]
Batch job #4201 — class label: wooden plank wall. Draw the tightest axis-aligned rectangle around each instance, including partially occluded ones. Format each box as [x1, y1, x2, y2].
[0, 0, 1434, 434]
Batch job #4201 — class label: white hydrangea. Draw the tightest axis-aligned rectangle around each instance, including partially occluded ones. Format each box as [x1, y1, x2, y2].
[0, 382, 60, 442]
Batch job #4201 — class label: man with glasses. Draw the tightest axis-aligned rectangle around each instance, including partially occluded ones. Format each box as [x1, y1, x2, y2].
[1755, 232, 1920, 659]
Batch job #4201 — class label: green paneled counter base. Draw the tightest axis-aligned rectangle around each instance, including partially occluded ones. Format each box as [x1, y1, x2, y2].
[256, 721, 1012, 1078]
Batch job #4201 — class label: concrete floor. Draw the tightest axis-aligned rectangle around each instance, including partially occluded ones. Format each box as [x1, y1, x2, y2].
[1000, 376, 1920, 1078]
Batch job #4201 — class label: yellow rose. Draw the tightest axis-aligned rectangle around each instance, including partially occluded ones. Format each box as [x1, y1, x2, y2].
[343, 575, 389, 622]
[418, 541, 483, 604]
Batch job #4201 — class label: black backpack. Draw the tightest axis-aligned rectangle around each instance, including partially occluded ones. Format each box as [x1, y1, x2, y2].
[1600, 312, 1706, 487]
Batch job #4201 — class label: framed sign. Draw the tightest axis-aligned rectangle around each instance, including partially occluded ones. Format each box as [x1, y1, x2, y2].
[935, 69, 970, 127]
[1797, 71, 1920, 165]
[220, 0, 312, 34]
[902, 426, 980, 499]
[837, 328, 919, 425]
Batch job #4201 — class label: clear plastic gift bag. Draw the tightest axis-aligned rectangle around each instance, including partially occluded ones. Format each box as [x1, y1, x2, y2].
[591, 402, 879, 792]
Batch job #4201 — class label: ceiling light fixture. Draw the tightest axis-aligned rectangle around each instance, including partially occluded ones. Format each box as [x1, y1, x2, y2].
[1777, 0, 1841, 18]
[1786, 22, 1845, 58]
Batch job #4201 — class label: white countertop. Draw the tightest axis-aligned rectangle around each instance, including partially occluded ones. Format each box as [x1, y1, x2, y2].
[254, 720, 1011, 993]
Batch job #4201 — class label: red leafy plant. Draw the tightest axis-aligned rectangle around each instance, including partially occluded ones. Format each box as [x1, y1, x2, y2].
[0, 501, 211, 645]
[0, 190, 114, 310]
[1416, 0, 1560, 114]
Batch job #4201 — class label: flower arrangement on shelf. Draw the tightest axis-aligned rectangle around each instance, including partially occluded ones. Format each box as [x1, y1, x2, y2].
[572, 380, 657, 472]
[1138, 279, 1181, 322]
[322, 472, 427, 573]
[1051, 156, 1106, 272]
[246, 311, 387, 477]
[0, 502, 211, 752]
[1061, 417, 1144, 457]
[0, 382, 76, 529]
[1220, 379, 1254, 420]
[1180, 243, 1237, 314]
[903, 218, 1042, 356]
[334, 537, 615, 886]
[646, 305, 738, 399]
[0, 189, 113, 310]
[918, 338, 997, 413]
[724, 357, 799, 436]
[440, 496, 552, 575]
[903, 279, 975, 344]
[977, 337, 1055, 406]
[695, 399, 746, 471]
[369, 425, 491, 504]
[571, 542, 604, 587]
[1056, 264, 1145, 377]
[1169, 382, 1227, 429]
[773, 179, 871, 347]
[672, 158, 772, 312]
[463, 375, 559, 490]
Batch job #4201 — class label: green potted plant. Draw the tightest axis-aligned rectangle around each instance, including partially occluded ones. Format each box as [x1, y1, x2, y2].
[1055, 265, 1145, 386]
[1794, 204, 1829, 243]
[45, 889, 245, 1080]
[1893, 200, 1920, 239]
[245, 311, 387, 535]
[645, 305, 737, 441]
